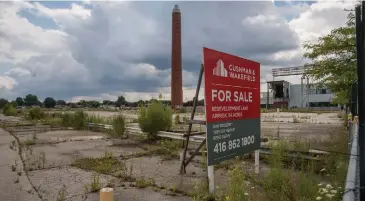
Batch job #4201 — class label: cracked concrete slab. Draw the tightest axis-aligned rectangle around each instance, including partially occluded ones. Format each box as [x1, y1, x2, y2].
[22, 138, 146, 169]
[0, 128, 41, 201]
[27, 167, 114, 201]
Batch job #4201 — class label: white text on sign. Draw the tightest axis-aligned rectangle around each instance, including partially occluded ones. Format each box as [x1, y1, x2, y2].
[212, 90, 253, 103]
[213, 135, 255, 153]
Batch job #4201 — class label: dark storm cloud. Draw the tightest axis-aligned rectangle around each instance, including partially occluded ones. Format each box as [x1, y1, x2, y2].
[1, 1, 307, 100]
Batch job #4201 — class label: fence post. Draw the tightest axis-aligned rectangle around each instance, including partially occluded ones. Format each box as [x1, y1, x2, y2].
[255, 150, 260, 174]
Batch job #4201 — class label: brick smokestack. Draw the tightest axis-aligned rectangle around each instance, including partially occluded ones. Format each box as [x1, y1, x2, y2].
[171, 5, 183, 109]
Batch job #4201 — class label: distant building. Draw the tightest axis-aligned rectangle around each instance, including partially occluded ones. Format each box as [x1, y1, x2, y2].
[261, 81, 338, 109]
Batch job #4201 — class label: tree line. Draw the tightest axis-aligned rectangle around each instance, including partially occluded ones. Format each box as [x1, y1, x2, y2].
[0, 94, 205, 109]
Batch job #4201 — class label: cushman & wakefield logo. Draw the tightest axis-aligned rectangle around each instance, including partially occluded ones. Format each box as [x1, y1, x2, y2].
[213, 59, 256, 82]
[213, 59, 228, 77]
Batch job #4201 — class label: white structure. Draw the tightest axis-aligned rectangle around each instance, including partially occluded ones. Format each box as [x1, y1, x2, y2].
[260, 92, 273, 106]
[261, 82, 336, 109]
[288, 84, 335, 108]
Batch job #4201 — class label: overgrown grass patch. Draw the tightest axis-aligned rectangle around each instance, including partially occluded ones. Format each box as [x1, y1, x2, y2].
[111, 114, 126, 137]
[72, 152, 120, 174]
[26, 107, 45, 120]
[154, 139, 180, 160]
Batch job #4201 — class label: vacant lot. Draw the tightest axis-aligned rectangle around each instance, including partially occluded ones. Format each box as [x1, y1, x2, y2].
[0, 111, 346, 201]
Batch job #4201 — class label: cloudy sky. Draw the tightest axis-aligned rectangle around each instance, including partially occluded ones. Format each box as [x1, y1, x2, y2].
[0, 0, 356, 102]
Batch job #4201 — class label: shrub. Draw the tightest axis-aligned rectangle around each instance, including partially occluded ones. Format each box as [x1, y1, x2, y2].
[27, 107, 45, 120]
[178, 107, 187, 113]
[138, 102, 172, 139]
[3, 103, 17, 116]
[112, 114, 125, 137]
[216, 159, 250, 201]
[174, 114, 180, 125]
[71, 110, 88, 129]
[262, 140, 318, 201]
[60, 111, 87, 129]
[61, 112, 73, 127]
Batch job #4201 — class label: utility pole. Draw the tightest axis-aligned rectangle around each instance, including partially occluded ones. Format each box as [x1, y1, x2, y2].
[355, 3, 365, 200]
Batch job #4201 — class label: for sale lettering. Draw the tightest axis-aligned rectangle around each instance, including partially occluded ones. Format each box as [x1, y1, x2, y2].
[211, 89, 253, 103]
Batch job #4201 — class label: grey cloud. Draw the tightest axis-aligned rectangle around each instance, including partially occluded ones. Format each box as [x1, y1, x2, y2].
[1, 1, 311, 100]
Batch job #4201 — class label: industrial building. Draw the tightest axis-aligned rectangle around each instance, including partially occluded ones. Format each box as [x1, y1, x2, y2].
[260, 66, 340, 109]
[261, 80, 337, 109]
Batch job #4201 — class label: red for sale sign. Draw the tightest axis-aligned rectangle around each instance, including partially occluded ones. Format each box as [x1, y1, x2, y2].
[203, 47, 261, 165]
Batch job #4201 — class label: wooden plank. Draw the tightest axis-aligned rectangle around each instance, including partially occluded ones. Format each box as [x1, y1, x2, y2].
[187, 120, 206, 125]
[183, 131, 206, 137]
[180, 64, 204, 174]
[184, 139, 206, 168]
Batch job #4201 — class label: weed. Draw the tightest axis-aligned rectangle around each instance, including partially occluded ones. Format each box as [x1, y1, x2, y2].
[11, 164, 16, 172]
[82, 185, 89, 200]
[17, 171, 22, 176]
[129, 159, 134, 177]
[292, 116, 301, 123]
[10, 140, 16, 150]
[24, 139, 36, 146]
[56, 185, 67, 201]
[27, 108, 45, 120]
[112, 115, 126, 137]
[135, 177, 155, 188]
[155, 139, 180, 159]
[174, 114, 181, 125]
[216, 159, 250, 201]
[72, 151, 119, 174]
[90, 172, 101, 192]
[201, 146, 207, 168]
[3, 103, 17, 116]
[60, 110, 88, 129]
[14, 177, 19, 184]
[116, 159, 134, 182]
[190, 179, 214, 201]
[40, 151, 46, 169]
[182, 116, 188, 124]
[178, 107, 187, 113]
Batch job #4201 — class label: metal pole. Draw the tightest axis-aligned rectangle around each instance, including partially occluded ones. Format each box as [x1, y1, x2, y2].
[306, 76, 310, 109]
[301, 76, 303, 108]
[266, 82, 269, 109]
[356, 4, 365, 199]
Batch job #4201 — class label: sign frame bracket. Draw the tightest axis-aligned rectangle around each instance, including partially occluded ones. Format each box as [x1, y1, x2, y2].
[180, 64, 205, 174]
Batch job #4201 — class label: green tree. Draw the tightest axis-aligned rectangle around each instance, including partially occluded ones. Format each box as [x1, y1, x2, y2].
[115, 96, 127, 107]
[56, 100, 67, 106]
[0, 98, 9, 109]
[15, 97, 24, 106]
[102, 100, 114, 105]
[88, 100, 100, 108]
[24, 94, 39, 106]
[303, 12, 356, 104]
[43, 97, 56, 108]
[137, 100, 144, 106]
[2, 102, 16, 116]
[78, 100, 87, 107]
